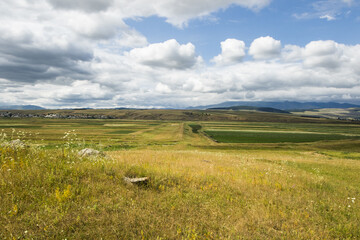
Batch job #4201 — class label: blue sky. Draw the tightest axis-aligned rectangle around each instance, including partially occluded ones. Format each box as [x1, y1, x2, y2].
[127, 0, 360, 61]
[0, 0, 360, 108]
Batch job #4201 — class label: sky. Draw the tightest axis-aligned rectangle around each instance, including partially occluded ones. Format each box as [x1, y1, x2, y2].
[0, 0, 359, 108]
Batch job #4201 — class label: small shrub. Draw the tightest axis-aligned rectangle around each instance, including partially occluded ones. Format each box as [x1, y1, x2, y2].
[189, 124, 202, 133]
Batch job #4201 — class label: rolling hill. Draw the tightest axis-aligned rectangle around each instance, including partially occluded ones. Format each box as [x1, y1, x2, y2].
[189, 101, 360, 110]
[209, 106, 290, 114]
[0, 105, 45, 110]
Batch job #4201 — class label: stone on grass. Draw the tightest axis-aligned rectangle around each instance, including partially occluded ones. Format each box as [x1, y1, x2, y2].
[123, 176, 149, 185]
[78, 148, 104, 158]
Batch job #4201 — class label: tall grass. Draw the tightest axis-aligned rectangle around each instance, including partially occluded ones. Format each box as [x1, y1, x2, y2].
[1, 136, 359, 239]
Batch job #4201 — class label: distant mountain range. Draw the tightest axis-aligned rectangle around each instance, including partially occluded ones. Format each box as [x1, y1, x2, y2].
[209, 106, 290, 114]
[0, 105, 45, 110]
[189, 101, 360, 110]
[1, 101, 359, 111]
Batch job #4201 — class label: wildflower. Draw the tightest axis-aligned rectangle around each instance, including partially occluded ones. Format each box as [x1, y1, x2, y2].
[9, 204, 18, 216]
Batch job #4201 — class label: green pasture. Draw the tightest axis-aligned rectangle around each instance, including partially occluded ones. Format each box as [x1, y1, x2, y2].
[1, 115, 360, 239]
[204, 130, 360, 143]
[0, 118, 162, 147]
[1, 118, 360, 150]
[202, 122, 360, 135]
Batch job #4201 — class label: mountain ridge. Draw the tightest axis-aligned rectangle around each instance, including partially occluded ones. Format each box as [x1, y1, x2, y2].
[209, 106, 290, 114]
[0, 105, 45, 110]
[1, 101, 360, 111]
[188, 101, 360, 110]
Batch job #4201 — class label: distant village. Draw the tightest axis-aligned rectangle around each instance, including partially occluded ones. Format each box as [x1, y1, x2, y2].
[0, 111, 116, 119]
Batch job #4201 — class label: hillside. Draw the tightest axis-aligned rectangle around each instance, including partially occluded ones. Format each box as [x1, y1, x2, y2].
[209, 106, 290, 114]
[0, 105, 45, 110]
[292, 108, 360, 121]
[0, 109, 353, 123]
[189, 101, 360, 110]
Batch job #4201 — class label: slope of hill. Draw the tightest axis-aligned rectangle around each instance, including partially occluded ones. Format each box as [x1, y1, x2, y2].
[209, 106, 290, 114]
[0, 109, 354, 123]
[292, 108, 360, 121]
[189, 101, 360, 110]
[0, 105, 45, 110]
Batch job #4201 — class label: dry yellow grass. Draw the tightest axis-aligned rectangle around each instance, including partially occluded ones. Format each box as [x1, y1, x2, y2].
[4, 146, 358, 239]
[1, 118, 360, 239]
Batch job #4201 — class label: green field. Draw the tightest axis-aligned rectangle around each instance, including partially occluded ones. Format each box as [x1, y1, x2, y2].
[204, 130, 360, 143]
[1, 111, 360, 239]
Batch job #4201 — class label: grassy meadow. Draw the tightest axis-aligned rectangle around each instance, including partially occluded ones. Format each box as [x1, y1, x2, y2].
[1, 112, 360, 239]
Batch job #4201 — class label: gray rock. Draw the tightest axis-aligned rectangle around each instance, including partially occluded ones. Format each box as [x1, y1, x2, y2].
[124, 176, 149, 185]
[2, 139, 27, 149]
[78, 148, 104, 158]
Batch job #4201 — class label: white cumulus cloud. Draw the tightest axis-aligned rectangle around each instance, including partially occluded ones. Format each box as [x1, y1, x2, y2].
[212, 39, 246, 65]
[303, 40, 344, 69]
[249, 36, 281, 60]
[128, 39, 201, 69]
